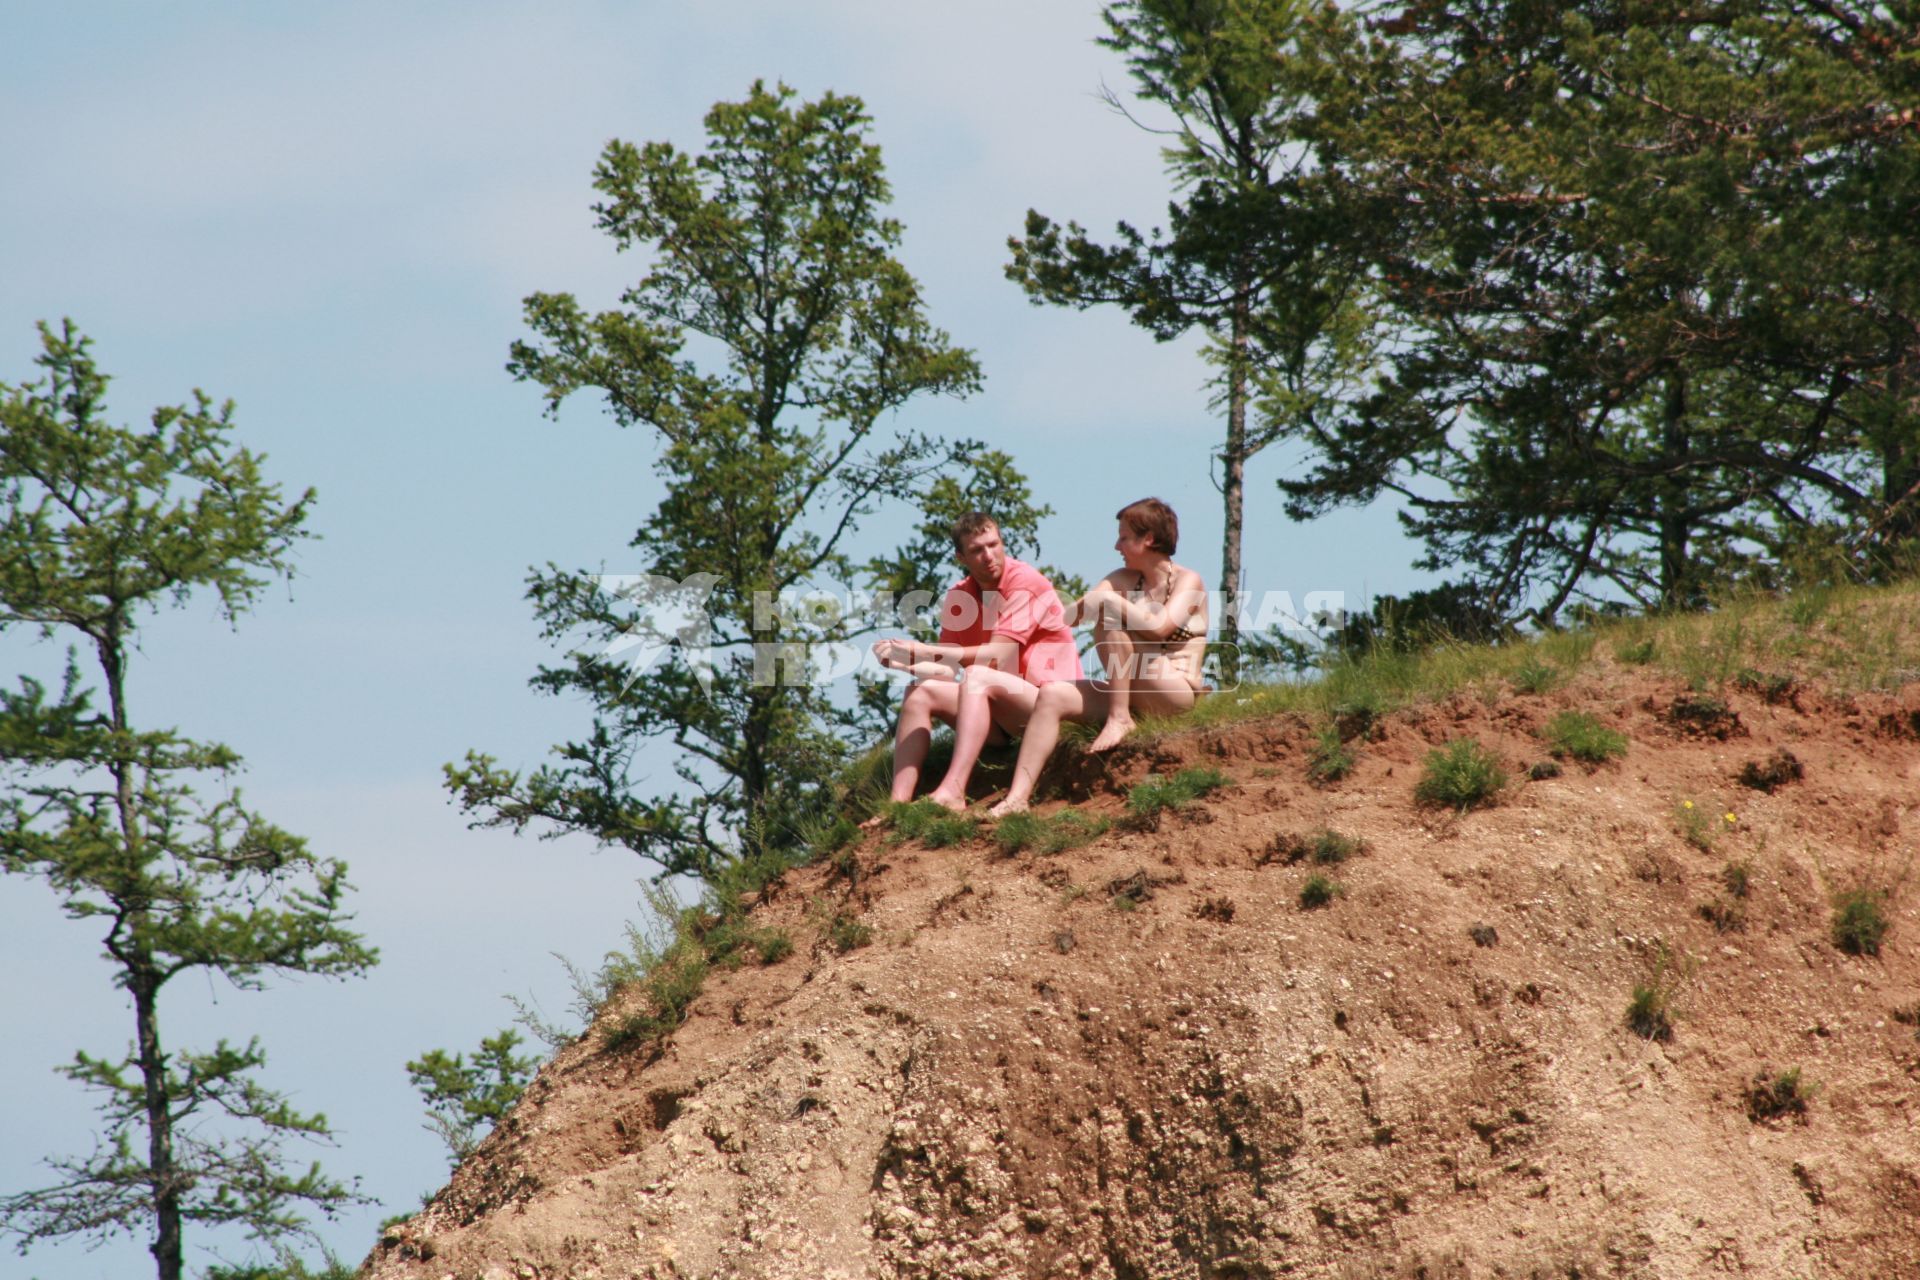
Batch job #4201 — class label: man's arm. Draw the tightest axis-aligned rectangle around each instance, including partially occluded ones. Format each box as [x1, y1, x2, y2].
[873, 635, 1019, 675]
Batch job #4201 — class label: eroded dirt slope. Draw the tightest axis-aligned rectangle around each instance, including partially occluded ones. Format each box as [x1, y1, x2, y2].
[367, 665, 1920, 1279]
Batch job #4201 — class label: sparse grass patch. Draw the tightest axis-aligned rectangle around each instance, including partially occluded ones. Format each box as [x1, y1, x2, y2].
[1468, 923, 1498, 947]
[1299, 873, 1342, 910]
[1413, 738, 1507, 811]
[1527, 759, 1562, 781]
[1543, 711, 1629, 764]
[1625, 982, 1674, 1041]
[1510, 654, 1559, 694]
[1126, 766, 1230, 818]
[817, 902, 874, 954]
[1666, 693, 1740, 738]
[1624, 944, 1686, 1042]
[885, 799, 978, 848]
[1697, 899, 1747, 933]
[1893, 1002, 1920, 1027]
[1265, 828, 1368, 866]
[1614, 636, 1658, 665]
[1306, 723, 1356, 784]
[1734, 667, 1796, 703]
[1831, 886, 1891, 956]
[1738, 748, 1804, 793]
[993, 809, 1110, 856]
[1745, 1068, 1816, 1123]
[1722, 858, 1753, 899]
[1673, 799, 1734, 852]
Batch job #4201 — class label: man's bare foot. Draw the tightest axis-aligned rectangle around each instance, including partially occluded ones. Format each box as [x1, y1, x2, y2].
[988, 794, 1031, 818]
[925, 789, 968, 812]
[1087, 714, 1135, 753]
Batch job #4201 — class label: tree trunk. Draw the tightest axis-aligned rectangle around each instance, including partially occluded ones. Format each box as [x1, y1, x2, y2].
[1658, 371, 1693, 610]
[102, 621, 182, 1280]
[1875, 349, 1920, 563]
[1217, 283, 1250, 680]
[135, 976, 182, 1280]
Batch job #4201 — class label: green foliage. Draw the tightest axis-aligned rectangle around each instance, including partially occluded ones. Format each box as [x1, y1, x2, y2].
[1280, 7, 1920, 619]
[1413, 739, 1506, 811]
[823, 907, 874, 954]
[448, 81, 1055, 887]
[1831, 887, 1891, 957]
[406, 1031, 541, 1168]
[1126, 766, 1231, 818]
[1305, 723, 1355, 783]
[992, 810, 1110, 856]
[0, 323, 373, 1280]
[1543, 712, 1629, 764]
[885, 799, 978, 849]
[1298, 873, 1342, 910]
[200, 1249, 356, 1280]
[1009, 0, 1385, 664]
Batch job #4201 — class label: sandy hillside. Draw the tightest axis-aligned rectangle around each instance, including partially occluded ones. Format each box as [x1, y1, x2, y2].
[366, 659, 1920, 1279]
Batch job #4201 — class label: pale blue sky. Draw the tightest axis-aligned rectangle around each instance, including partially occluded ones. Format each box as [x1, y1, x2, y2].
[0, 3, 1428, 1275]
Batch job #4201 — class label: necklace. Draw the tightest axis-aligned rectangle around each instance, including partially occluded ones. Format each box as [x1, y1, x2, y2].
[1135, 565, 1176, 603]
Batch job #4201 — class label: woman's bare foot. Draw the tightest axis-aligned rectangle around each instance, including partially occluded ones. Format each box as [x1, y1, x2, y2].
[1087, 713, 1135, 753]
[988, 794, 1030, 818]
[925, 788, 968, 812]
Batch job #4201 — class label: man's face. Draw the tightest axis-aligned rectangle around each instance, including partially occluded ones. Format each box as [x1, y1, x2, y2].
[956, 524, 1007, 587]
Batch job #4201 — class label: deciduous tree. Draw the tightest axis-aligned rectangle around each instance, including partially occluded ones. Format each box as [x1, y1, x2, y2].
[446, 82, 1042, 883]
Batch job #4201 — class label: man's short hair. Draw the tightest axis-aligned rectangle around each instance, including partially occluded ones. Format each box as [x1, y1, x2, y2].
[949, 511, 999, 553]
[1116, 497, 1178, 554]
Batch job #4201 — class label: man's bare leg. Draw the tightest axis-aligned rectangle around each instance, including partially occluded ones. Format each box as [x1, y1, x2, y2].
[1087, 625, 1137, 752]
[927, 668, 1041, 811]
[860, 680, 962, 826]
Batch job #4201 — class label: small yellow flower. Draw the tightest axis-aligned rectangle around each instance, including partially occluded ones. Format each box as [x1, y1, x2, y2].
[1724, 812, 1737, 824]
[1682, 800, 1694, 810]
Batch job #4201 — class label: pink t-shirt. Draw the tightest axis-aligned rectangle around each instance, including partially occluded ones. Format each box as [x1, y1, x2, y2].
[938, 557, 1084, 686]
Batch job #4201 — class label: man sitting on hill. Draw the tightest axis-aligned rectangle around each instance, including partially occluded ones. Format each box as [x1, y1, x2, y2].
[869, 511, 1082, 813]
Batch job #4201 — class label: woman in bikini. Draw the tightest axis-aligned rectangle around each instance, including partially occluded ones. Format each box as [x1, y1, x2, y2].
[987, 497, 1208, 817]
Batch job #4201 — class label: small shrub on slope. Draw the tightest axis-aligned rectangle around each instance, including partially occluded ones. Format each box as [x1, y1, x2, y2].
[1414, 739, 1506, 811]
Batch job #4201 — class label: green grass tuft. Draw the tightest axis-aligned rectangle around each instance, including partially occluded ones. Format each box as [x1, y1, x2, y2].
[1306, 723, 1356, 783]
[885, 799, 978, 848]
[1299, 873, 1342, 910]
[1510, 655, 1560, 694]
[993, 809, 1111, 856]
[1831, 887, 1891, 956]
[1126, 766, 1231, 818]
[1413, 738, 1507, 811]
[1543, 711, 1630, 763]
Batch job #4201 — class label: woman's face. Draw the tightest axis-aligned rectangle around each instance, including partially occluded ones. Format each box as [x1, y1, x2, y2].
[1114, 520, 1155, 564]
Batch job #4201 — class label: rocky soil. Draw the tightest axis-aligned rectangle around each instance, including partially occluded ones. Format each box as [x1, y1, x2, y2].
[366, 663, 1920, 1279]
